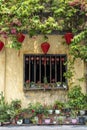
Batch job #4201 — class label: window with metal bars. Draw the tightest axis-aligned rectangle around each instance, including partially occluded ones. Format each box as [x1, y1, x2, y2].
[24, 54, 67, 85]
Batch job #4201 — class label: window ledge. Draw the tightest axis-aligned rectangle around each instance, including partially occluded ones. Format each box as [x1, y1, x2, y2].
[23, 87, 68, 91]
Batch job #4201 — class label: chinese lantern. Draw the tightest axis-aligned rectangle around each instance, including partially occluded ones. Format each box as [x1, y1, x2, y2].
[17, 33, 25, 43]
[0, 41, 4, 51]
[64, 32, 73, 45]
[41, 42, 50, 54]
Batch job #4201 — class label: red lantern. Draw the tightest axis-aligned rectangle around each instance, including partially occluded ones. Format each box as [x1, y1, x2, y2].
[17, 33, 25, 43]
[64, 32, 73, 45]
[0, 41, 4, 51]
[41, 42, 50, 54]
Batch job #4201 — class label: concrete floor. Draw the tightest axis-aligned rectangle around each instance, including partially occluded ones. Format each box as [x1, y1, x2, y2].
[0, 125, 87, 130]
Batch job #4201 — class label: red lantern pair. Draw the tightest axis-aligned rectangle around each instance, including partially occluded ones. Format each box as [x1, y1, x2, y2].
[64, 32, 73, 45]
[0, 41, 4, 51]
[41, 42, 50, 54]
[17, 33, 25, 43]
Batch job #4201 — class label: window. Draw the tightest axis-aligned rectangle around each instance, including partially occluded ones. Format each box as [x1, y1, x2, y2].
[24, 54, 67, 88]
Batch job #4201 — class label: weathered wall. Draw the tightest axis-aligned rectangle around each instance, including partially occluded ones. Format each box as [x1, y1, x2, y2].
[0, 35, 86, 107]
[0, 38, 6, 96]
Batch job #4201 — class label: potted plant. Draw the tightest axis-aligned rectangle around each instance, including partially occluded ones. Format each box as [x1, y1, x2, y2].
[22, 107, 32, 124]
[68, 85, 85, 110]
[71, 110, 78, 124]
[43, 77, 49, 89]
[28, 102, 47, 124]
[68, 85, 87, 124]
[47, 105, 53, 114]
[24, 80, 30, 89]
[0, 93, 11, 125]
[56, 82, 61, 88]
[53, 100, 64, 114]
[57, 115, 64, 124]
[44, 117, 51, 124]
[30, 81, 35, 88]
[9, 99, 22, 124]
[62, 82, 67, 89]
[16, 112, 23, 125]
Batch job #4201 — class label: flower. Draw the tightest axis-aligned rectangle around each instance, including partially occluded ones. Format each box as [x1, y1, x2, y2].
[11, 28, 17, 34]
[28, 102, 48, 116]
[32, 110, 35, 113]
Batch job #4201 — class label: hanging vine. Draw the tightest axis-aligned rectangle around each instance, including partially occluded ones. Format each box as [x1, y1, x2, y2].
[0, 0, 87, 52]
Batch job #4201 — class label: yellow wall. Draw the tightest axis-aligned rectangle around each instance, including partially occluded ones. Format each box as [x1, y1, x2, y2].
[0, 35, 86, 107]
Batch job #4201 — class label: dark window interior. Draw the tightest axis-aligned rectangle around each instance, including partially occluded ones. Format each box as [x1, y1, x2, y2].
[24, 54, 67, 84]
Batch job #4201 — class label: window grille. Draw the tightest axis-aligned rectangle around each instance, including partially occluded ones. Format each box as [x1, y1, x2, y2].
[24, 54, 67, 85]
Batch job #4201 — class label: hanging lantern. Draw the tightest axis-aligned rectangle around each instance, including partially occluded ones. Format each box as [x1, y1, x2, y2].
[0, 41, 4, 51]
[41, 42, 50, 54]
[17, 33, 25, 43]
[64, 32, 73, 45]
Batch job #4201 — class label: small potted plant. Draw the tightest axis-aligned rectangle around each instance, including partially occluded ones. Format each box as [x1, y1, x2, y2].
[24, 80, 30, 88]
[28, 102, 47, 124]
[62, 82, 67, 89]
[71, 110, 78, 124]
[56, 82, 61, 88]
[0, 92, 11, 125]
[53, 100, 64, 114]
[44, 117, 51, 124]
[30, 81, 35, 88]
[43, 77, 49, 89]
[47, 105, 53, 114]
[57, 115, 64, 124]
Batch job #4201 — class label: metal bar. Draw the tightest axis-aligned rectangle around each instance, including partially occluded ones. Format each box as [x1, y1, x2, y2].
[60, 56, 62, 82]
[55, 56, 57, 82]
[29, 56, 30, 81]
[50, 56, 51, 83]
[40, 56, 41, 82]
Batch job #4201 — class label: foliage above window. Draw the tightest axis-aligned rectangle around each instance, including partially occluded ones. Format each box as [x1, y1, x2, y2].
[0, 0, 86, 35]
[0, 0, 87, 61]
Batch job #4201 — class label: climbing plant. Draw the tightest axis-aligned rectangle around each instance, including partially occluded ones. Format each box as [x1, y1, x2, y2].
[0, 0, 87, 53]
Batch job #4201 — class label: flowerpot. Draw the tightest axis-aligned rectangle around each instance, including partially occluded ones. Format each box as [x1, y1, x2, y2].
[63, 84, 67, 89]
[16, 119, 23, 125]
[64, 108, 71, 113]
[37, 114, 43, 124]
[23, 118, 30, 124]
[64, 117, 71, 124]
[38, 118, 42, 124]
[0, 41, 4, 51]
[11, 118, 16, 125]
[79, 116, 86, 125]
[44, 118, 51, 124]
[44, 84, 49, 89]
[80, 110, 85, 116]
[55, 110, 60, 114]
[71, 118, 77, 124]
[48, 110, 53, 114]
[0, 122, 3, 126]
[58, 116, 64, 124]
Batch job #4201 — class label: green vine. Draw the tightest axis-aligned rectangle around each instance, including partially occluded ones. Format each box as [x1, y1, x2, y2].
[0, 0, 87, 51]
[70, 30, 87, 62]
